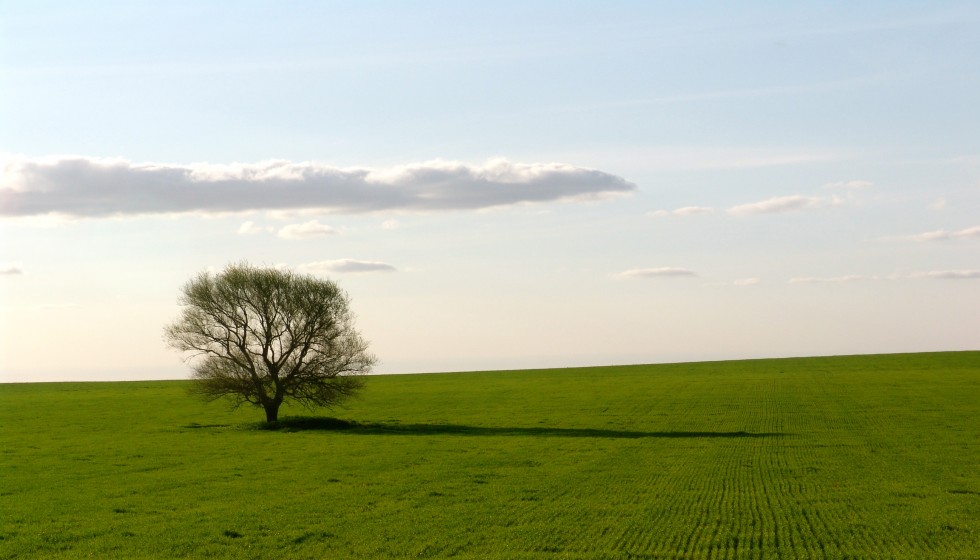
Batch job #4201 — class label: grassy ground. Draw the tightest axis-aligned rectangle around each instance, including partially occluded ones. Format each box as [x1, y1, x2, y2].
[1, 351, 979, 559]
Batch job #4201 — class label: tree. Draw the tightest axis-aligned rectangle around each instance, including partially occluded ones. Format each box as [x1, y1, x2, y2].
[164, 263, 376, 422]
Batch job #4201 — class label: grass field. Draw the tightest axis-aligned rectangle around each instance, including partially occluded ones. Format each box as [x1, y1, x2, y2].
[1, 352, 979, 559]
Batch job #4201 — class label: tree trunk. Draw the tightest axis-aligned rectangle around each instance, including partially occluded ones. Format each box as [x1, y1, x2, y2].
[264, 402, 281, 423]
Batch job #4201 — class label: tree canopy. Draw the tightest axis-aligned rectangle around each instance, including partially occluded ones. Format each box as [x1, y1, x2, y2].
[165, 263, 375, 422]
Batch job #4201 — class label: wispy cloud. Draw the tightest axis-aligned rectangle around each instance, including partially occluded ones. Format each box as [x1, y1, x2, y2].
[617, 267, 697, 279]
[673, 206, 715, 216]
[921, 270, 980, 280]
[0, 156, 635, 218]
[0, 265, 23, 275]
[908, 230, 952, 242]
[943, 154, 980, 165]
[277, 220, 339, 240]
[298, 259, 397, 274]
[550, 75, 885, 116]
[790, 270, 980, 282]
[896, 225, 980, 242]
[647, 206, 715, 218]
[561, 146, 843, 172]
[954, 226, 980, 238]
[790, 275, 877, 284]
[733, 277, 762, 286]
[648, 206, 714, 218]
[728, 195, 836, 216]
[823, 179, 873, 190]
[237, 221, 274, 235]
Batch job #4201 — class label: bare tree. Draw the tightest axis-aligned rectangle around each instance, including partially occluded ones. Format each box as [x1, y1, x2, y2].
[165, 263, 375, 422]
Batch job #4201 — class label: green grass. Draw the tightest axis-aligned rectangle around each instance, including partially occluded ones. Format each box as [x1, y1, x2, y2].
[2, 351, 979, 559]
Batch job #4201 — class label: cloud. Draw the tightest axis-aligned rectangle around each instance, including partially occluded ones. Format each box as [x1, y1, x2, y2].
[648, 206, 714, 218]
[790, 275, 877, 284]
[727, 195, 832, 216]
[0, 156, 635, 218]
[381, 219, 400, 230]
[733, 277, 761, 286]
[900, 225, 980, 242]
[943, 155, 980, 165]
[904, 230, 951, 242]
[792, 270, 980, 282]
[617, 267, 697, 279]
[237, 221, 274, 235]
[929, 197, 946, 211]
[1, 265, 23, 275]
[563, 146, 845, 173]
[277, 220, 339, 240]
[922, 270, 980, 280]
[823, 179, 873, 190]
[673, 206, 715, 216]
[298, 259, 396, 274]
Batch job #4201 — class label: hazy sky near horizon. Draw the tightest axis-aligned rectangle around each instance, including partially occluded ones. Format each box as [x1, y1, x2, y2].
[2, 1, 978, 382]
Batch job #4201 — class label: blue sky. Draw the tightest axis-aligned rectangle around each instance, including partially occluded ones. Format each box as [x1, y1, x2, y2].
[1, 1, 978, 381]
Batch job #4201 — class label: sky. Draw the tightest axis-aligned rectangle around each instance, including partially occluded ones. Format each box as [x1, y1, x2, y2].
[1, 1, 978, 382]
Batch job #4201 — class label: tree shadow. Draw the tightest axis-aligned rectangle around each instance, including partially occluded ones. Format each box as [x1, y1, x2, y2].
[250, 417, 787, 439]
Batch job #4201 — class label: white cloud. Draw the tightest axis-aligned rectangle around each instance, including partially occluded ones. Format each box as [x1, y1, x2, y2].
[648, 206, 714, 218]
[954, 226, 980, 239]
[906, 230, 951, 242]
[264, 208, 326, 221]
[237, 221, 274, 235]
[1, 265, 23, 275]
[727, 195, 831, 216]
[790, 275, 876, 284]
[672, 206, 715, 216]
[929, 197, 947, 211]
[922, 270, 980, 280]
[943, 155, 980, 165]
[900, 225, 980, 242]
[554, 143, 847, 172]
[823, 179, 873, 190]
[0, 156, 635, 218]
[617, 267, 697, 279]
[733, 277, 761, 286]
[277, 220, 339, 240]
[381, 219, 400, 230]
[298, 259, 397, 274]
